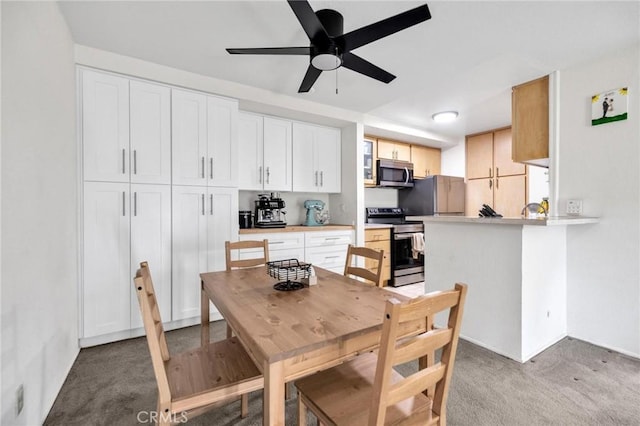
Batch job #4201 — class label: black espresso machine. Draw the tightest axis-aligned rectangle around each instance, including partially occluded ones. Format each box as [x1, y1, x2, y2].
[254, 193, 287, 228]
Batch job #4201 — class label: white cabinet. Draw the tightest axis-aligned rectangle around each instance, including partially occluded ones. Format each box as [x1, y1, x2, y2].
[172, 185, 238, 321]
[82, 70, 171, 184]
[83, 182, 172, 338]
[130, 81, 171, 184]
[238, 112, 292, 191]
[292, 122, 341, 193]
[83, 182, 130, 337]
[305, 230, 352, 274]
[129, 184, 172, 329]
[82, 70, 130, 183]
[238, 232, 305, 262]
[172, 89, 238, 187]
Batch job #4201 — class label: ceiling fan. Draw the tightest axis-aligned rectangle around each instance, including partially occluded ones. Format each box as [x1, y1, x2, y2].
[226, 1, 431, 93]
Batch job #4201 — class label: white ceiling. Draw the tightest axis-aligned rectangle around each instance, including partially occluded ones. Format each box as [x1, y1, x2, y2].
[58, 1, 639, 145]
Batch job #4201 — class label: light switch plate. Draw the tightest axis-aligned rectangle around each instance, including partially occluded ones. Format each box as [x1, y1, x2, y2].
[567, 199, 583, 215]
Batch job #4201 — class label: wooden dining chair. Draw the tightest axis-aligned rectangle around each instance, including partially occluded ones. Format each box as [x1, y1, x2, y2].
[134, 262, 263, 425]
[295, 283, 468, 426]
[343, 244, 385, 287]
[224, 239, 269, 338]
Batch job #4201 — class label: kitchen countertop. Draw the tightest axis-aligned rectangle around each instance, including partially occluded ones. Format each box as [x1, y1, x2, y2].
[408, 215, 599, 226]
[239, 224, 354, 234]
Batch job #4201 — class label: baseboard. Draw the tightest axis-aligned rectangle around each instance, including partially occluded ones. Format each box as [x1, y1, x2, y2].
[458, 334, 525, 363]
[521, 332, 567, 362]
[567, 334, 640, 360]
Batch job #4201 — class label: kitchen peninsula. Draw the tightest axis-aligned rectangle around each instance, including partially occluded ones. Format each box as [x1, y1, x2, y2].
[410, 215, 598, 362]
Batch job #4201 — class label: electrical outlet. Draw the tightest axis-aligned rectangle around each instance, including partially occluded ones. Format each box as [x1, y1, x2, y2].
[567, 199, 583, 215]
[16, 385, 24, 416]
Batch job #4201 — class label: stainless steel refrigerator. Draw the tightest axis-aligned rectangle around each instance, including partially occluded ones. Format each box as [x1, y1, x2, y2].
[398, 175, 465, 216]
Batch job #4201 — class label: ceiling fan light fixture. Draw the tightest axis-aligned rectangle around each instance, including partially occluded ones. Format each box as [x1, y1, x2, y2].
[432, 111, 458, 123]
[311, 53, 342, 71]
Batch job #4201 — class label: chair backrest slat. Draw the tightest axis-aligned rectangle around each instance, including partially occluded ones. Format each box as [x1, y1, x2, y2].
[134, 262, 172, 404]
[343, 244, 385, 287]
[226, 239, 269, 271]
[369, 283, 468, 425]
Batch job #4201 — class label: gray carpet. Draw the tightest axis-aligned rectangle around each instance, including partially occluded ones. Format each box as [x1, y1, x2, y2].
[44, 321, 640, 425]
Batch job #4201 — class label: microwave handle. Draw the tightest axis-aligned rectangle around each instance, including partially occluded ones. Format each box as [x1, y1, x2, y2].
[404, 167, 410, 184]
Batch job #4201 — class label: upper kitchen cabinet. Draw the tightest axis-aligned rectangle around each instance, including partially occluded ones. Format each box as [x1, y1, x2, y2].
[82, 69, 171, 184]
[82, 70, 130, 183]
[172, 89, 238, 187]
[238, 112, 292, 191]
[493, 128, 526, 177]
[129, 81, 171, 184]
[292, 122, 341, 193]
[466, 132, 493, 179]
[377, 139, 411, 162]
[363, 136, 377, 186]
[411, 145, 441, 178]
[512, 75, 549, 167]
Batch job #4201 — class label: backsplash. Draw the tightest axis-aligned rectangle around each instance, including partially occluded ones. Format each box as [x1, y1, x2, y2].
[364, 187, 398, 208]
[239, 191, 330, 226]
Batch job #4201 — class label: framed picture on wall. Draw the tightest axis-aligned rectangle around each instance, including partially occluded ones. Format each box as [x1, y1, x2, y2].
[591, 87, 628, 126]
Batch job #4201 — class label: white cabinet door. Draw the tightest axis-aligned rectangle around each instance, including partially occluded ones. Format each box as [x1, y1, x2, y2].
[82, 70, 129, 183]
[130, 184, 172, 329]
[305, 245, 350, 274]
[207, 187, 239, 274]
[130, 81, 171, 184]
[83, 182, 130, 337]
[292, 122, 341, 192]
[238, 112, 263, 191]
[315, 126, 341, 193]
[263, 117, 292, 191]
[292, 122, 317, 192]
[172, 89, 207, 186]
[207, 96, 238, 187]
[172, 185, 208, 320]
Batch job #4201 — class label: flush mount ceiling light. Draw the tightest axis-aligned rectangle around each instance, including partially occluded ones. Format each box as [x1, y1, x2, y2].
[432, 111, 459, 123]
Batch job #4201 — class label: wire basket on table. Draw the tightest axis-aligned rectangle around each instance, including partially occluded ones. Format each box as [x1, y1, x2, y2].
[266, 259, 311, 291]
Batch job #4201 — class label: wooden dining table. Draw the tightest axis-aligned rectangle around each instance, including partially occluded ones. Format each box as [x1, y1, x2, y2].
[200, 266, 426, 425]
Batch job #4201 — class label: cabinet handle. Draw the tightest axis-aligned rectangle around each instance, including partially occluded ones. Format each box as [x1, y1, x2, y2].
[210, 158, 213, 180]
[266, 167, 270, 184]
[133, 192, 137, 216]
[270, 241, 285, 245]
[122, 191, 126, 216]
[122, 149, 126, 174]
[489, 168, 492, 178]
[315, 171, 318, 186]
[489, 179, 492, 189]
[325, 255, 341, 260]
[325, 237, 340, 241]
[133, 150, 137, 174]
[320, 171, 324, 186]
[201, 193, 205, 216]
[201, 157, 205, 179]
[258, 166, 263, 184]
[210, 194, 213, 215]
[496, 178, 499, 189]
[496, 167, 499, 177]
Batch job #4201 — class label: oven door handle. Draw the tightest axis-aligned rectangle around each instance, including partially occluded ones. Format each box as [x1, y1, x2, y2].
[395, 233, 417, 239]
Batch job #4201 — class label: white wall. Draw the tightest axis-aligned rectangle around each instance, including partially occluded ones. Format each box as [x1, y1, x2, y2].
[1, 2, 78, 424]
[440, 139, 466, 177]
[559, 45, 640, 357]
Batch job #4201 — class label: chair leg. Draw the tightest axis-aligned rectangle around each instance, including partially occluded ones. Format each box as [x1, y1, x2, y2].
[241, 394, 248, 418]
[226, 324, 233, 338]
[297, 395, 307, 426]
[285, 382, 291, 399]
[157, 401, 171, 426]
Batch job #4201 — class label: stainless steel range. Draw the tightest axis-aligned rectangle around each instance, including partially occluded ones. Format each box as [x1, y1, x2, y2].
[366, 207, 425, 287]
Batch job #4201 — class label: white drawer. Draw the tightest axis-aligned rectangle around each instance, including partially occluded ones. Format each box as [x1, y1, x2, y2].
[239, 232, 305, 252]
[305, 244, 349, 270]
[304, 230, 353, 248]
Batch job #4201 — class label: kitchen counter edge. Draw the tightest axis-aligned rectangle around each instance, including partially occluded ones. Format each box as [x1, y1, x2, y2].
[239, 224, 355, 234]
[408, 215, 599, 226]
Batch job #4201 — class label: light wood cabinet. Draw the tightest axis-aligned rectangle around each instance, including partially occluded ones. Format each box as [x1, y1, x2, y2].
[364, 228, 391, 285]
[465, 127, 527, 217]
[377, 139, 411, 162]
[411, 145, 441, 178]
[292, 122, 341, 193]
[512, 75, 549, 166]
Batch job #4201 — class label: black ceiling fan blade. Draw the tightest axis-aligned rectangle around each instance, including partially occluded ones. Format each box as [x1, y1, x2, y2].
[287, 0, 330, 46]
[342, 52, 395, 84]
[298, 64, 322, 93]
[226, 47, 311, 55]
[337, 4, 431, 51]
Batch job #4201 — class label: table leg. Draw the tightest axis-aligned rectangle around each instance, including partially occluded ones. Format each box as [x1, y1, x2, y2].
[201, 281, 209, 348]
[264, 360, 285, 426]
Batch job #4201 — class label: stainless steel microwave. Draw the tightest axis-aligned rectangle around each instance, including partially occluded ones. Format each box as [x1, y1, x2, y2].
[376, 159, 414, 188]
